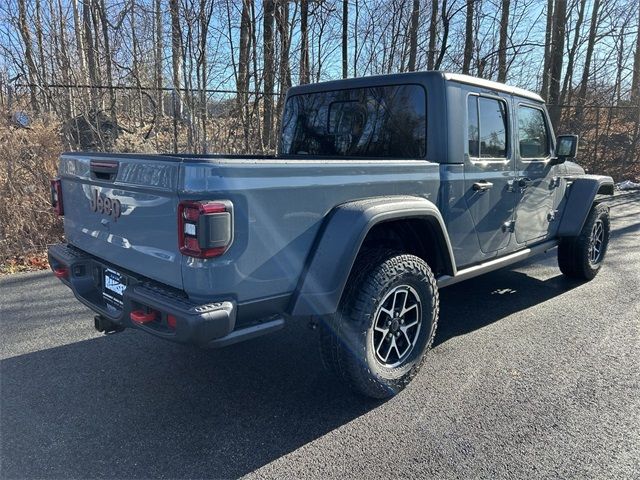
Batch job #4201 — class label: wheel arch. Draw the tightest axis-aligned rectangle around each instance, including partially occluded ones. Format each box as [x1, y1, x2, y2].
[289, 196, 455, 317]
[557, 175, 614, 237]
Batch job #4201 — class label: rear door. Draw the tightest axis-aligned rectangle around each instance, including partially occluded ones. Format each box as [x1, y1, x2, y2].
[464, 93, 515, 254]
[59, 154, 183, 289]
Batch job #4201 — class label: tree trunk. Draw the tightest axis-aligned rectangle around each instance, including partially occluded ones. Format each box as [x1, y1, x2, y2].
[630, 3, 640, 103]
[559, 0, 586, 107]
[57, 0, 73, 118]
[97, 0, 116, 120]
[275, 0, 291, 143]
[238, 0, 251, 149]
[300, 0, 310, 84]
[34, 0, 47, 110]
[169, 0, 183, 118]
[497, 0, 510, 82]
[263, 0, 275, 148]
[462, 0, 475, 74]
[407, 0, 420, 72]
[82, 0, 99, 110]
[199, 0, 212, 152]
[427, 0, 439, 70]
[548, 0, 567, 128]
[540, 0, 554, 99]
[342, 0, 348, 78]
[435, 0, 450, 70]
[353, 0, 359, 76]
[155, 0, 163, 117]
[17, 0, 40, 113]
[71, 0, 86, 81]
[576, 0, 600, 109]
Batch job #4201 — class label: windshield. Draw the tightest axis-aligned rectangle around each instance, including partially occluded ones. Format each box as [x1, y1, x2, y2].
[280, 85, 426, 159]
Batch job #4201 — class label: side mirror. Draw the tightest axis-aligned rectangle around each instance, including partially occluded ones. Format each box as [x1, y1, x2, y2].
[552, 135, 579, 164]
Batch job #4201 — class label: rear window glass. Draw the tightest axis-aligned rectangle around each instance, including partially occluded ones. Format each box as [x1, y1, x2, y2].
[280, 85, 426, 158]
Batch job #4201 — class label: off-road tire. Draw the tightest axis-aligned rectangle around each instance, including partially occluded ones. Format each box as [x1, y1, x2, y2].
[558, 202, 610, 280]
[319, 250, 439, 399]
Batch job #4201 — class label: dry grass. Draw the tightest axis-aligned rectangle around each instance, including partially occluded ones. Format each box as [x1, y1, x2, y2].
[0, 114, 64, 273]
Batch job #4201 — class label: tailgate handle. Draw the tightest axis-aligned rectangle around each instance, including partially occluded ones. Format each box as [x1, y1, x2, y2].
[90, 160, 119, 181]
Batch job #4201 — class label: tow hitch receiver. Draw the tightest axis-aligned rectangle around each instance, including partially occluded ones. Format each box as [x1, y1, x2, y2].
[94, 315, 124, 334]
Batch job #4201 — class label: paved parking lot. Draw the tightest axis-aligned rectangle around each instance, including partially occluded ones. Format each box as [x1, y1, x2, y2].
[1, 192, 639, 479]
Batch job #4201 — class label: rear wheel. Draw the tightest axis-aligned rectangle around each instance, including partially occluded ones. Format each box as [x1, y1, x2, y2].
[320, 250, 439, 399]
[558, 203, 610, 280]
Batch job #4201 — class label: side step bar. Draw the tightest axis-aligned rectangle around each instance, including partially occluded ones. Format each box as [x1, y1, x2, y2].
[437, 240, 559, 288]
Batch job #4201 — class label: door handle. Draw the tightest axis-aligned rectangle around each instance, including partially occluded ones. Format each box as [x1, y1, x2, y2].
[518, 177, 532, 188]
[473, 181, 494, 192]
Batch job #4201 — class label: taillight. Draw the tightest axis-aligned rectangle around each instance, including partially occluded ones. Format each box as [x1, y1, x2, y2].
[178, 200, 233, 258]
[50, 178, 64, 216]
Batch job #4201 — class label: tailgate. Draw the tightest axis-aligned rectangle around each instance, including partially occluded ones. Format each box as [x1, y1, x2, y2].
[59, 153, 183, 289]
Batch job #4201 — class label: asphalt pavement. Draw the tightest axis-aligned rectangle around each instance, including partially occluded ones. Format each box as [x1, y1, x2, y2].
[1, 192, 639, 479]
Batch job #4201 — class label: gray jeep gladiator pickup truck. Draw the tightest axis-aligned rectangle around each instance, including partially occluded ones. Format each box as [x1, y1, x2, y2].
[49, 72, 614, 398]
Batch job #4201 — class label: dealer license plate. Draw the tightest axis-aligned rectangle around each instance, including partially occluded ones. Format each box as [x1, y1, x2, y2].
[103, 268, 126, 307]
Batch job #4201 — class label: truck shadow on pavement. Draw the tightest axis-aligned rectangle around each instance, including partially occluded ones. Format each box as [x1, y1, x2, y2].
[1, 200, 637, 479]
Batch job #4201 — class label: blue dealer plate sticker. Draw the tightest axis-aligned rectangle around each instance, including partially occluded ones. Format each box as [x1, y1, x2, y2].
[103, 268, 126, 307]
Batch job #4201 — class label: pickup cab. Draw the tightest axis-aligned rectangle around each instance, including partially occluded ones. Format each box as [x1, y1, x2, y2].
[49, 72, 614, 398]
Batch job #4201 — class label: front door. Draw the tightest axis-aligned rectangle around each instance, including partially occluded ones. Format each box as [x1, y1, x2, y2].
[464, 93, 515, 254]
[513, 103, 560, 243]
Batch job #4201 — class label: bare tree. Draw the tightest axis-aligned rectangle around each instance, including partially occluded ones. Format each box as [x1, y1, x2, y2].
[263, 0, 276, 147]
[462, 0, 475, 74]
[96, 0, 116, 119]
[17, 0, 40, 113]
[342, 0, 348, 78]
[548, 0, 567, 127]
[497, 0, 510, 82]
[169, 0, 183, 121]
[300, 0, 310, 84]
[576, 0, 601, 110]
[559, 0, 586, 107]
[540, 0, 554, 99]
[406, 0, 420, 72]
[427, 0, 439, 70]
[155, 0, 163, 117]
[82, 0, 99, 110]
[238, 0, 252, 147]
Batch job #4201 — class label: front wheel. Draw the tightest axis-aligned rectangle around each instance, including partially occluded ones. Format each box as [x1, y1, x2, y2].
[558, 202, 610, 280]
[320, 251, 439, 399]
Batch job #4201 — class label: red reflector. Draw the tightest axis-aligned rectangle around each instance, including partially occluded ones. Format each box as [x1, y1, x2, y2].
[167, 315, 177, 330]
[184, 236, 200, 251]
[130, 310, 157, 324]
[53, 267, 68, 279]
[50, 178, 64, 216]
[183, 207, 200, 222]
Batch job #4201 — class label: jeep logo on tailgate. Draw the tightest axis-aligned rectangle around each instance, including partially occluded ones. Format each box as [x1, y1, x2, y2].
[89, 189, 122, 221]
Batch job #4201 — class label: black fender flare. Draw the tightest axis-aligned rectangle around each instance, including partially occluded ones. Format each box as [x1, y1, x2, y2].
[290, 196, 455, 317]
[557, 175, 614, 237]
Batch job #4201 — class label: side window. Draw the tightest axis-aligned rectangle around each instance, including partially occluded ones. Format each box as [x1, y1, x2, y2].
[518, 106, 550, 158]
[467, 96, 508, 158]
[478, 97, 508, 158]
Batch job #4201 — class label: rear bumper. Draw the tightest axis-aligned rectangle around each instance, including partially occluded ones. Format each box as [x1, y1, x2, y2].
[48, 243, 257, 347]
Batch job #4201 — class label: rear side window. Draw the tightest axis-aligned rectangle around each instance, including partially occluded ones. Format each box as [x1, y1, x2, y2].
[281, 85, 426, 158]
[518, 105, 550, 158]
[467, 96, 508, 158]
